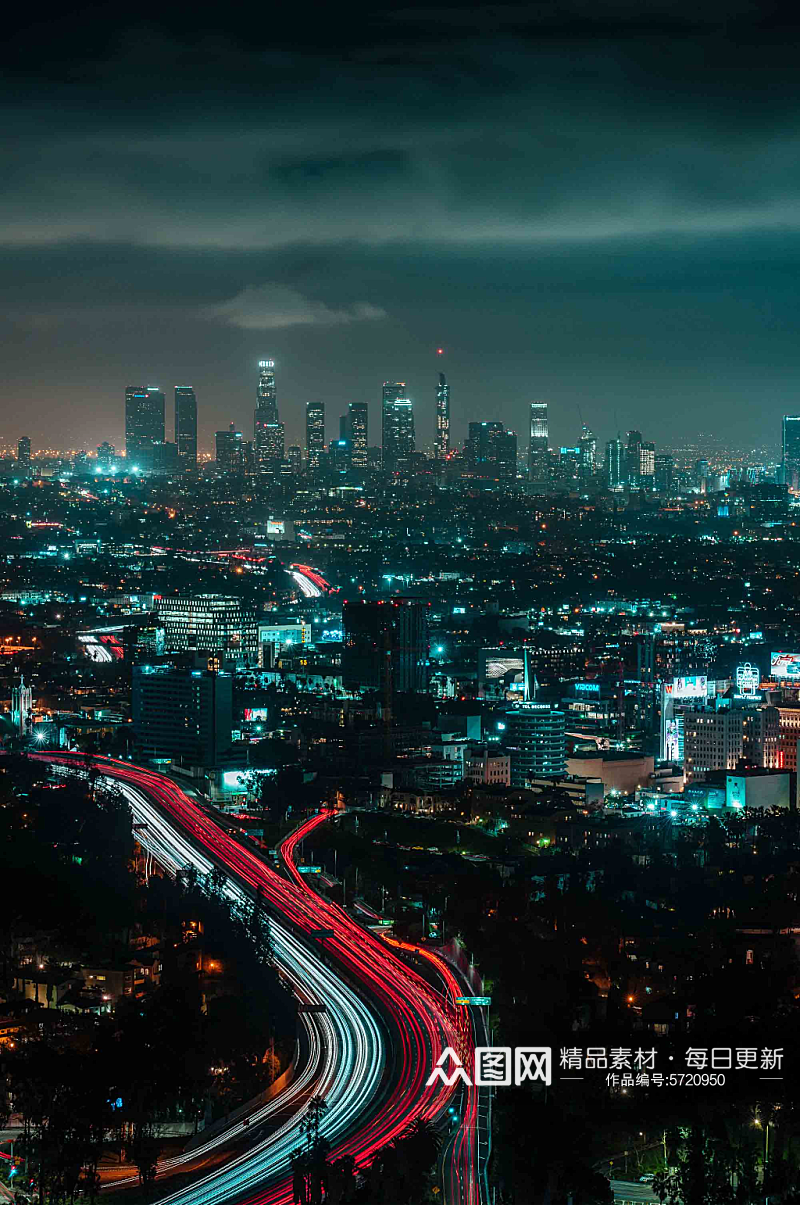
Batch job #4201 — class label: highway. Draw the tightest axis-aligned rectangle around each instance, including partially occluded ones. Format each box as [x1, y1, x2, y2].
[35, 754, 481, 1205]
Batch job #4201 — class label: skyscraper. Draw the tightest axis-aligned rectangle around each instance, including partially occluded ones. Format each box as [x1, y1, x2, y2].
[348, 402, 369, 470]
[605, 438, 624, 489]
[381, 382, 414, 473]
[783, 415, 800, 487]
[626, 430, 643, 488]
[16, 436, 31, 474]
[254, 360, 283, 475]
[435, 373, 450, 458]
[306, 402, 325, 474]
[465, 422, 517, 480]
[125, 387, 165, 462]
[342, 598, 429, 694]
[528, 401, 548, 482]
[174, 386, 197, 469]
[578, 424, 596, 483]
[216, 424, 244, 475]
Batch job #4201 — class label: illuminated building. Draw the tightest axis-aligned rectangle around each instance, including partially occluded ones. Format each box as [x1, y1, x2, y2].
[287, 444, 302, 474]
[343, 598, 429, 693]
[505, 703, 566, 783]
[528, 401, 548, 482]
[125, 386, 165, 462]
[626, 430, 642, 488]
[216, 424, 245, 475]
[605, 438, 624, 489]
[149, 441, 179, 476]
[639, 441, 655, 490]
[435, 373, 450, 459]
[157, 594, 257, 660]
[465, 422, 517, 480]
[578, 425, 596, 483]
[683, 705, 779, 782]
[306, 402, 325, 473]
[17, 436, 31, 475]
[654, 453, 673, 493]
[132, 664, 232, 765]
[175, 386, 197, 468]
[782, 415, 800, 487]
[347, 402, 369, 470]
[381, 382, 415, 473]
[254, 359, 283, 475]
[11, 676, 33, 735]
[257, 619, 311, 664]
[97, 441, 115, 470]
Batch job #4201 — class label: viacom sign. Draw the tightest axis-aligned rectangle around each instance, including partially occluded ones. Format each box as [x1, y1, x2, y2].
[426, 1046, 552, 1087]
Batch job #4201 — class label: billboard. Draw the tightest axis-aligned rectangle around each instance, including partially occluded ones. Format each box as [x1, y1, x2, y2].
[664, 675, 707, 699]
[244, 708, 269, 722]
[771, 652, 800, 680]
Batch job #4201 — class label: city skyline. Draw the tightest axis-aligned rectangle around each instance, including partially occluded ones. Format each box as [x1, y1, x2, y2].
[6, 5, 800, 449]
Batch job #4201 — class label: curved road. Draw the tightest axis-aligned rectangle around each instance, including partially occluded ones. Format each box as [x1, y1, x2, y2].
[35, 754, 482, 1205]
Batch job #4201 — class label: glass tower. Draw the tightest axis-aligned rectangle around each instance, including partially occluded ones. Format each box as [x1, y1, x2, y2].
[174, 386, 197, 469]
[254, 360, 283, 475]
[382, 382, 415, 473]
[528, 401, 548, 482]
[435, 372, 450, 458]
[306, 402, 325, 473]
[125, 386, 165, 461]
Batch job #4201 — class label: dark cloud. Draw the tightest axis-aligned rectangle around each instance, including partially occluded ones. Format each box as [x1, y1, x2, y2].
[2, 0, 800, 451]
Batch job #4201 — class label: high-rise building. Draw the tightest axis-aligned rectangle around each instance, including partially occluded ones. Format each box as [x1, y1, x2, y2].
[505, 703, 566, 783]
[783, 416, 800, 487]
[605, 438, 624, 489]
[306, 402, 325, 474]
[150, 441, 179, 476]
[216, 424, 245, 475]
[132, 664, 233, 766]
[528, 402, 548, 482]
[156, 594, 257, 660]
[639, 441, 656, 490]
[465, 422, 517, 480]
[287, 444, 302, 475]
[626, 430, 642, 489]
[381, 382, 415, 473]
[96, 441, 115, 471]
[125, 386, 165, 463]
[348, 402, 369, 470]
[435, 373, 450, 458]
[16, 436, 31, 476]
[342, 598, 429, 694]
[254, 360, 283, 475]
[578, 424, 596, 483]
[654, 453, 674, 493]
[175, 386, 197, 469]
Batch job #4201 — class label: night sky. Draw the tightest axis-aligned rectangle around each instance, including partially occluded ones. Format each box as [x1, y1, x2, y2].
[4, 0, 800, 454]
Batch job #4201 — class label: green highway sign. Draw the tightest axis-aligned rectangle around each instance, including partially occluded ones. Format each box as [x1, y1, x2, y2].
[299, 866, 322, 873]
[455, 996, 491, 1006]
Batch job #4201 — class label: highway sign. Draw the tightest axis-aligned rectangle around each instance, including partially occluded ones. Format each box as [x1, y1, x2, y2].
[299, 866, 322, 873]
[455, 996, 491, 1006]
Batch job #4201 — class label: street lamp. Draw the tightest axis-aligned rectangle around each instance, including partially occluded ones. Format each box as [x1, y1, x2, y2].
[753, 1113, 772, 1205]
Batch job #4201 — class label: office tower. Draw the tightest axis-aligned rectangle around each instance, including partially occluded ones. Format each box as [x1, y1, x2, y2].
[156, 594, 258, 660]
[216, 424, 245, 475]
[342, 598, 430, 693]
[578, 424, 596, 482]
[466, 421, 517, 480]
[97, 441, 115, 471]
[605, 438, 624, 489]
[435, 373, 450, 458]
[528, 402, 548, 482]
[306, 402, 325, 474]
[11, 676, 33, 735]
[150, 442, 179, 476]
[125, 386, 165, 462]
[132, 664, 233, 765]
[348, 402, 369, 470]
[654, 453, 673, 493]
[329, 437, 352, 475]
[254, 359, 283, 475]
[16, 436, 31, 474]
[783, 416, 800, 487]
[287, 444, 302, 474]
[639, 441, 656, 489]
[626, 430, 642, 488]
[381, 382, 415, 473]
[505, 702, 566, 784]
[175, 386, 197, 469]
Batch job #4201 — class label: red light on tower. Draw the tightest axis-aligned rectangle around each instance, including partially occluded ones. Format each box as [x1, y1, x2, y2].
[437, 347, 444, 355]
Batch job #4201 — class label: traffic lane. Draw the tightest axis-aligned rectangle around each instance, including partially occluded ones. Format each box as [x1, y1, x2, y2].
[610, 1180, 658, 1203]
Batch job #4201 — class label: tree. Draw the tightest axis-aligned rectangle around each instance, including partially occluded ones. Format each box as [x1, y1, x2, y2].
[128, 1121, 162, 1191]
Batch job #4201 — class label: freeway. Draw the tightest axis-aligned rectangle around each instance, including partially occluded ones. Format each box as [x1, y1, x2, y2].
[35, 754, 480, 1205]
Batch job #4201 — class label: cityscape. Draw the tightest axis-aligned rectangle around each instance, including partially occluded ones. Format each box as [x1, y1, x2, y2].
[7, 3, 800, 1205]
